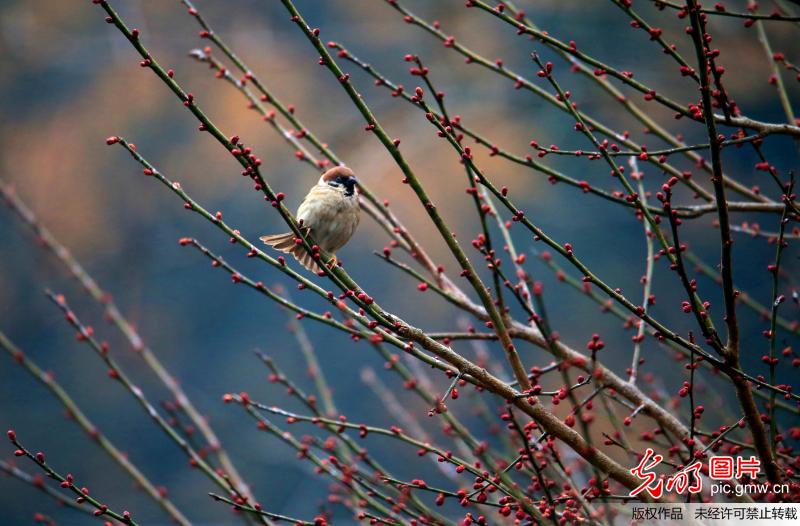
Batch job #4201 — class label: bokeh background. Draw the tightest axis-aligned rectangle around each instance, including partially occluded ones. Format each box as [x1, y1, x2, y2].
[1, 0, 798, 524]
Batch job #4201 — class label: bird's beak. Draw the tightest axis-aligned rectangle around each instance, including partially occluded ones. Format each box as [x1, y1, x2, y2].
[347, 176, 358, 185]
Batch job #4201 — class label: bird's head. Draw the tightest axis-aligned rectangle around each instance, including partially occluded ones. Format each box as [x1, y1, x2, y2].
[319, 166, 358, 197]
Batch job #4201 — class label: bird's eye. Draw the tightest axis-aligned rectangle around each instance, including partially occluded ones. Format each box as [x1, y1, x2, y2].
[328, 181, 341, 187]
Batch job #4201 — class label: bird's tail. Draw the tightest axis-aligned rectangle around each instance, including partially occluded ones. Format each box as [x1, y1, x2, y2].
[260, 230, 323, 274]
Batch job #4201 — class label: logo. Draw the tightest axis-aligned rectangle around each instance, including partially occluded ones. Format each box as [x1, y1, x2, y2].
[628, 448, 770, 498]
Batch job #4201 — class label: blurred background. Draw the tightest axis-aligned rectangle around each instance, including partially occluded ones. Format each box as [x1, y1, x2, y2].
[0, 0, 798, 524]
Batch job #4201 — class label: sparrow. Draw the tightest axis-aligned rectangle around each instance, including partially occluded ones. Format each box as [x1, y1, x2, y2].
[261, 166, 360, 273]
